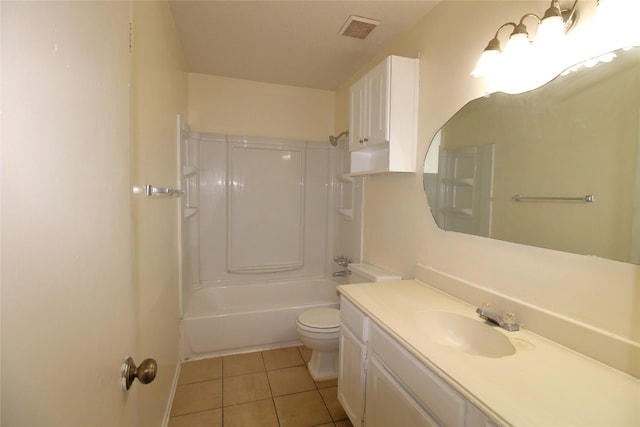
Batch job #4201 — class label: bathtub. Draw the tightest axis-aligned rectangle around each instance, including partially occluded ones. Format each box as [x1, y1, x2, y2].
[182, 278, 339, 358]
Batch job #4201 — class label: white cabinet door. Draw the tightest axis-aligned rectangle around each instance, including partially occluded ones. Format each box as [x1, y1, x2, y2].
[465, 402, 500, 427]
[349, 58, 389, 151]
[349, 77, 367, 152]
[366, 58, 390, 146]
[365, 358, 439, 427]
[338, 325, 367, 426]
[371, 324, 467, 426]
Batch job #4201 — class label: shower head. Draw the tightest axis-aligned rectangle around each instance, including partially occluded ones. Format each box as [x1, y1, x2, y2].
[329, 130, 349, 146]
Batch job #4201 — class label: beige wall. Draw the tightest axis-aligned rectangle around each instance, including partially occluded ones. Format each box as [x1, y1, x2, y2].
[132, 2, 188, 425]
[335, 0, 640, 348]
[188, 73, 335, 141]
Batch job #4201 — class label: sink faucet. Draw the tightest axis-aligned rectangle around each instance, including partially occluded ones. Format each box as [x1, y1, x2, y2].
[476, 304, 519, 332]
[333, 270, 351, 277]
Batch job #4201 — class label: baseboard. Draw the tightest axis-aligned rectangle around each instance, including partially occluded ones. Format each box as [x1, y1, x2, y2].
[162, 362, 181, 427]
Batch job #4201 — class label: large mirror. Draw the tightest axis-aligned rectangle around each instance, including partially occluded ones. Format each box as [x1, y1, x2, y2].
[423, 46, 640, 264]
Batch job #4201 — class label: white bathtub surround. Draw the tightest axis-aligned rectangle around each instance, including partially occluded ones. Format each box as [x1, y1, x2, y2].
[197, 134, 335, 284]
[183, 278, 339, 358]
[227, 140, 305, 272]
[179, 133, 340, 358]
[338, 279, 639, 426]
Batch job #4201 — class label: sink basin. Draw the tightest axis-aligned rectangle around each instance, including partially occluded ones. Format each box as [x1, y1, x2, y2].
[415, 310, 516, 358]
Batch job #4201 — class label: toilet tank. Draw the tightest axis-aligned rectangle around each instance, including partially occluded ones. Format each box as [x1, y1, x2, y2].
[348, 263, 401, 284]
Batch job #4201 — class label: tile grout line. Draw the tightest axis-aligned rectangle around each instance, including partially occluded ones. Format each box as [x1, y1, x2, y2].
[221, 356, 225, 426]
[261, 350, 283, 427]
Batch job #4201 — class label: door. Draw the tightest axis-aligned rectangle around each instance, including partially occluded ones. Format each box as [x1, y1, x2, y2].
[435, 145, 494, 236]
[1, 2, 137, 425]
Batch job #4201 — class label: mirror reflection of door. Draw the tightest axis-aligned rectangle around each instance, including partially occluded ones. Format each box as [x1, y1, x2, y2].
[424, 132, 494, 237]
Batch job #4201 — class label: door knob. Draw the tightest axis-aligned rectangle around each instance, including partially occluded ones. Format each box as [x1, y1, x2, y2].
[122, 356, 157, 390]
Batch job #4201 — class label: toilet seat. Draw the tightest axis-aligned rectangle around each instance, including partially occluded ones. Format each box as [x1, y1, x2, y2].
[296, 308, 340, 333]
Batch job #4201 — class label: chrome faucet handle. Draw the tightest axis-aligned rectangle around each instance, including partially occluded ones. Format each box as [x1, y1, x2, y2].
[476, 304, 520, 332]
[333, 256, 351, 267]
[502, 312, 518, 328]
[500, 312, 519, 331]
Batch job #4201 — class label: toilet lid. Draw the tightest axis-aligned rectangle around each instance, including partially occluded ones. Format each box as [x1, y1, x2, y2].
[297, 308, 340, 329]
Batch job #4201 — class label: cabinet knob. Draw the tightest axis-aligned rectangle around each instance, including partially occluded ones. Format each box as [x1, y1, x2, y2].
[364, 138, 369, 142]
[359, 139, 364, 144]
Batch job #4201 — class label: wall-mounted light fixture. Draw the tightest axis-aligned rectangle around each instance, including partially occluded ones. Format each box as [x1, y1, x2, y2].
[471, 0, 580, 78]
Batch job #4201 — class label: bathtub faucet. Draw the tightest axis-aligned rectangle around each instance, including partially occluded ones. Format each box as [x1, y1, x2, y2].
[333, 256, 351, 267]
[332, 270, 351, 277]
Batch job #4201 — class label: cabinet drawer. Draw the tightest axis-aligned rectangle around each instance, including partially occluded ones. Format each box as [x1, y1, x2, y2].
[371, 324, 466, 426]
[340, 297, 368, 340]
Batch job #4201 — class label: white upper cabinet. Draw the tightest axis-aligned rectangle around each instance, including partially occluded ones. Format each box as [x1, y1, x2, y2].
[365, 59, 390, 146]
[349, 77, 367, 152]
[349, 55, 419, 175]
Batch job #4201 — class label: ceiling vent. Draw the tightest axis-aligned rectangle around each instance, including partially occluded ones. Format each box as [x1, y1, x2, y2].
[338, 15, 381, 40]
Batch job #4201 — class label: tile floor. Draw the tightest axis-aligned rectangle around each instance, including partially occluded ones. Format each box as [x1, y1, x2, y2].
[168, 346, 354, 427]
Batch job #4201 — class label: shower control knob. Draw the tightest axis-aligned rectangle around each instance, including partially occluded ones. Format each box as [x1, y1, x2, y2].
[122, 356, 157, 390]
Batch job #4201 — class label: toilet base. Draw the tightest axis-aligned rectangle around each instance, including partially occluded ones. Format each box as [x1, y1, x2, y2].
[307, 350, 338, 381]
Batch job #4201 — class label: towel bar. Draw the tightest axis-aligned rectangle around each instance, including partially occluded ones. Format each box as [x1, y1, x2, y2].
[512, 194, 594, 202]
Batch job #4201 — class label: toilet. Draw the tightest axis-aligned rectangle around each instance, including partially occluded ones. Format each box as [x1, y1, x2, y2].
[295, 263, 401, 381]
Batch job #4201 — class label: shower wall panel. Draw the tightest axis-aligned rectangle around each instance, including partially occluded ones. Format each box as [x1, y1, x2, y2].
[227, 142, 305, 272]
[199, 135, 332, 284]
[179, 118, 200, 313]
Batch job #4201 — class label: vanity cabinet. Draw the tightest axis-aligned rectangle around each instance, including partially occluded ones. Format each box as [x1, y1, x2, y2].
[338, 296, 498, 427]
[337, 299, 368, 426]
[349, 55, 419, 176]
[365, 357, 438, 427]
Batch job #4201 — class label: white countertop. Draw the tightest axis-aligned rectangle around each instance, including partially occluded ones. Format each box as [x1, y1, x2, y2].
[338, 279, 640, 426]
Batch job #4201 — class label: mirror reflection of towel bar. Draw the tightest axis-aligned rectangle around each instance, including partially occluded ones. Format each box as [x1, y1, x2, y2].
[512, 194, 594, 202]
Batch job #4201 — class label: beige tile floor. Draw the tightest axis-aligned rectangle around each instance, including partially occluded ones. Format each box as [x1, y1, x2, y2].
[168, 346, 354, 427]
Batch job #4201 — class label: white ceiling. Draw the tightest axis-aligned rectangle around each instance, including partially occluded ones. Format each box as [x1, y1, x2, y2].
[169, 1, 440, 90]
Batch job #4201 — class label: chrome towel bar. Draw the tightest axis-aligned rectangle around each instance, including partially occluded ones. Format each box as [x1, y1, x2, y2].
[145, 184, 184, 196]
[512, 194, 594, 202]
[132, 185, 184, 197]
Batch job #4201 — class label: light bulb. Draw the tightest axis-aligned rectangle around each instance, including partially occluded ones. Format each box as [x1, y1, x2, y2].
[505, 32, 530, 56]
[535, 16, 565, 46]
[471, 49, 501, 78]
